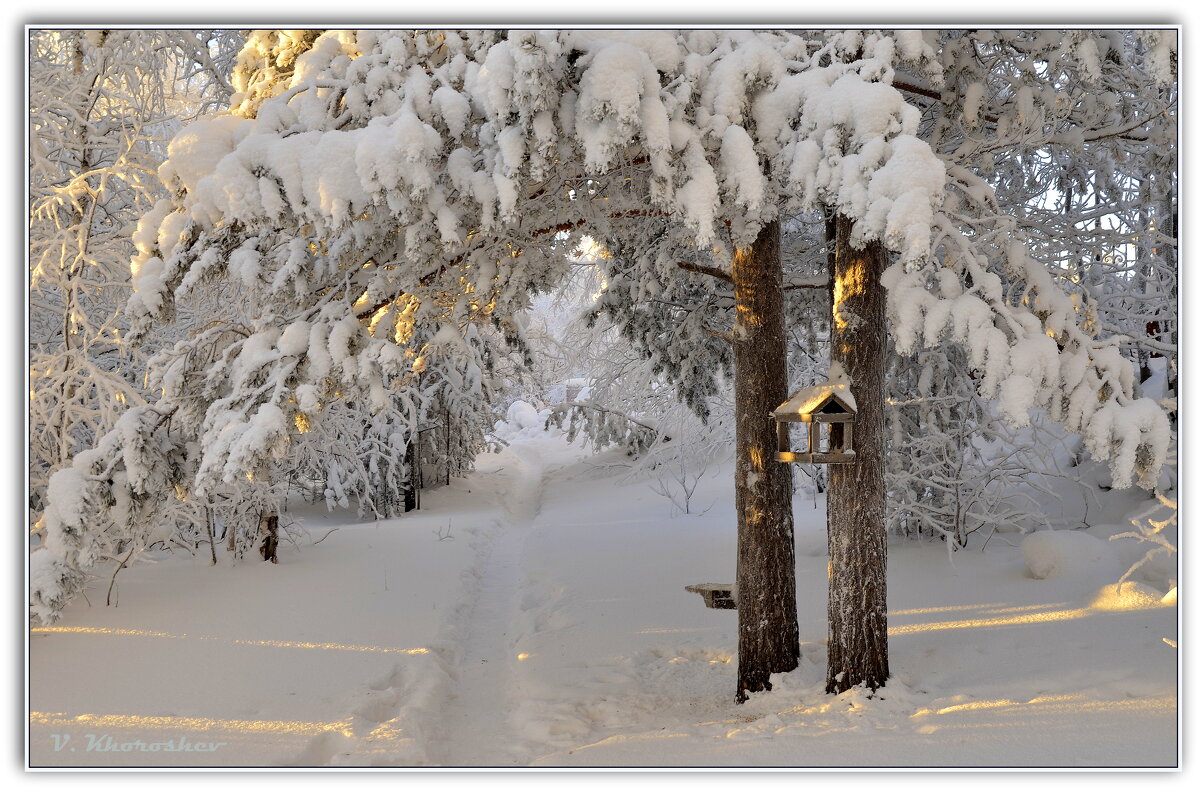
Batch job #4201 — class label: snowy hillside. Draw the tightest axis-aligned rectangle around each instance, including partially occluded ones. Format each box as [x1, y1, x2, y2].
[28, 418, 1177, 768]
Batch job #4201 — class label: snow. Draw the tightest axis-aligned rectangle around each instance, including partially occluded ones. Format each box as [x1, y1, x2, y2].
[998, 374, 1038, 428]
[773, 381, 856, 418]
[40, 468, 90, 562]
[1074, 37, 1102, 83]
[498, 399, 545, 435]
[28, 430, 1177, 768]
[1084, 396, 1172, 490]
[674, 141, 720, 245]
[894, 30, 931, 64]
[1143, 30, 1177, 86]
[277, 321, 310, 357]
[568, 31, 683, 75]
[28, 550, 77, 627]
[1089, 582, 1170, 612]
[157, 115, 251, 196]
[1020, 530, 1121, 581]
[574, 41, 659, 172]
[194, 401, 290, 494]
[719, 125, 766, 212]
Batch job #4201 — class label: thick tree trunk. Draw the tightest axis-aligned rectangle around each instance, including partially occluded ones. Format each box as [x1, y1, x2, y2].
[826, 214, 889, 694]
[731, 219, 800, 703]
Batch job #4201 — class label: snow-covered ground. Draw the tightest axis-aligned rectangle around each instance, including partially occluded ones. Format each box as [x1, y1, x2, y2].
[28, 416, 1178, 769]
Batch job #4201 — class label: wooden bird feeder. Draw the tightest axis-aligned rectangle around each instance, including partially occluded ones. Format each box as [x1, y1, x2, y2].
[772, 382, 857, 464]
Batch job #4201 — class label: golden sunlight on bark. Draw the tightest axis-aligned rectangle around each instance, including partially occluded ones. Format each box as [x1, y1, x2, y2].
[832, 257, 867, 334]
[732, 246, 761, 332]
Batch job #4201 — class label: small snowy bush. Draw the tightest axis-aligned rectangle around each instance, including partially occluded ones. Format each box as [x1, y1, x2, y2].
[1021, 530, 1121, 580]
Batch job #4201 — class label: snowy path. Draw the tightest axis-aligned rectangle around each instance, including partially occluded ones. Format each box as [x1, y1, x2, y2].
[297, 440, 560, 767]
[427, 443, 548, 766]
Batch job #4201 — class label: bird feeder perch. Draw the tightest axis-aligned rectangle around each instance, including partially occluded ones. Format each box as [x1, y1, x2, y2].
[772, 381, 857, 464]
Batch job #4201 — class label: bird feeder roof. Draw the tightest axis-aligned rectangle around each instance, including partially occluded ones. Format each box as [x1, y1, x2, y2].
[772, 382, 856, 422]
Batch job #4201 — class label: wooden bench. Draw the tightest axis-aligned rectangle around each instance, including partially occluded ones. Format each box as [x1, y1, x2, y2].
[685, 583, 736, 610]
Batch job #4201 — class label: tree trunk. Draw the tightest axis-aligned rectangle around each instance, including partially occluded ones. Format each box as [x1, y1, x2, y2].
[258, 511, 279, 564]
[404, 437, 419, 512]
[205, 507, 217, 565]
[826, 214, 889, 694]
[1164, 179, 1177, 396]
[731, 219, 800, 703]
[445, 402, 452, 487]
[56, 32, 95, 468]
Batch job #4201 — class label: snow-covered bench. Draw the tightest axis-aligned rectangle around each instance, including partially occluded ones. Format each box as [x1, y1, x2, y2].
[685, 583, 736, 610]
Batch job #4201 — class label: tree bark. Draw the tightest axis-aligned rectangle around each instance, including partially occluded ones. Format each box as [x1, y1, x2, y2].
[731, 219, 800, 702]
[403, 436, 417, 512]
[1164, 179, 1177, 396]
[205, 507, 217, 565]
[826, 214, 889, 694]
[259, 511, 279, 563]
